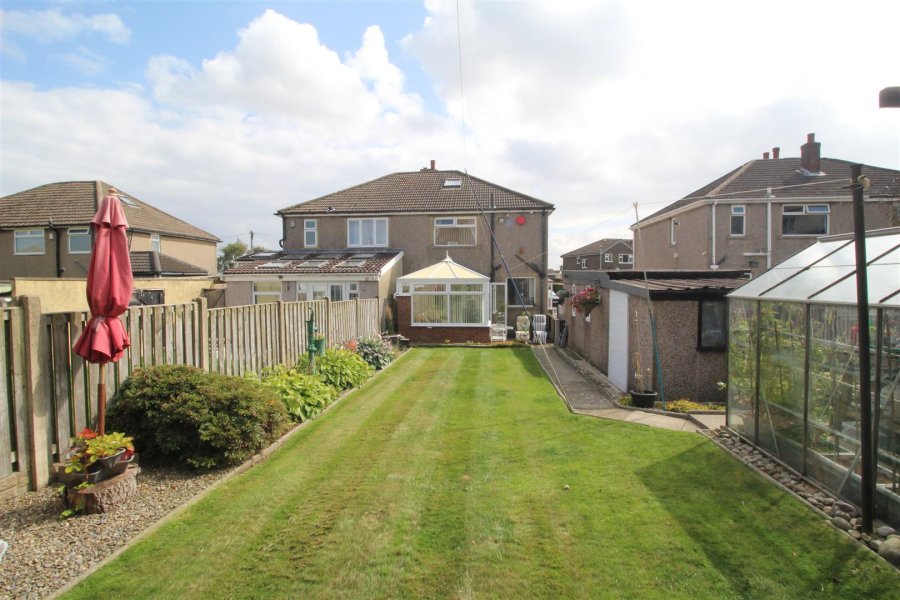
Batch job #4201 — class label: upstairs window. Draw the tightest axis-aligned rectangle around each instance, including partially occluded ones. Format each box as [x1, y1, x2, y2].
[580, 258, 588, 269]
[68, 228, 92, 254]
[731, 205, 746, 236]
[782, 204, 829, 236]
[604, 253, 612, 263]
[434, 217, 476, 246]
[619, 254, 633, 264]
[150, 234, 161, 253]
[348, 218, 388, 247]
[304, 219, 317, 247]
[670, 218, 677, 245]
[14, 229, 45, 255]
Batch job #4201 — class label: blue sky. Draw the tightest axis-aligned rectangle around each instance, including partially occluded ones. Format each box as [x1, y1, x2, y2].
[2, 1, 899, 260]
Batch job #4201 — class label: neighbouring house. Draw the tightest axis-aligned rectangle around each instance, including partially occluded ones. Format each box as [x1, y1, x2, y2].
[560, 269, 750, 403]
[224, 162, 554, 333]
[1, 181, 220, 280]
[631, 134, 900, 277]
[726, 227, 900, 528]
[561, 238, 633, 271]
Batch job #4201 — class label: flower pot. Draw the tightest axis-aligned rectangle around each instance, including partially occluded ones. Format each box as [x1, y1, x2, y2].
[578, 301, 600, 317]
[98, 449, 125, 470]
[314, 338, 326, 355]
[629, 390, 657, 409]
[106, 454, 135, 478]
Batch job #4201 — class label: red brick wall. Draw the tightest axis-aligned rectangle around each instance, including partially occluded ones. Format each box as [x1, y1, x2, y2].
[397, 295, 491, 344]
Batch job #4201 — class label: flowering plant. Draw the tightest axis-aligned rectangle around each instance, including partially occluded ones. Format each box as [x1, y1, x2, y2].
[570, 286, 600, 314]
[65, 430, 134, 473]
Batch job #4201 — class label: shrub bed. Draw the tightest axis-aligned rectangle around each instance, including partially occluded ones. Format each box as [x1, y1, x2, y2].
[108, 365, 290, 469]
[342, 336, 395, 369]
[298, 348, 374, 390]
[246, 365, 338, 423]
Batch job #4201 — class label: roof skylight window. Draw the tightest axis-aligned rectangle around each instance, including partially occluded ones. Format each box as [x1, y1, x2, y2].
[338, 259, 367, 268]
[444, 179, 462, 188]
[258, 261, 289, 269]
[117, 195, 140, 208]
[298, 260, 329, 268]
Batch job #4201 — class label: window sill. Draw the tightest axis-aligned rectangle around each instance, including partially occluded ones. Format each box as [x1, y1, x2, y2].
[13, 252, 46, 256]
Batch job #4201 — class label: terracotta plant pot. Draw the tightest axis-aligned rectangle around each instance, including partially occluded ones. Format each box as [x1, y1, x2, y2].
[629, 390, 657, 409]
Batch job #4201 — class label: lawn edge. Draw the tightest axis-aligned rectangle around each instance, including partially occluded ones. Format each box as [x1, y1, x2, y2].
[49, 349, 415, 600]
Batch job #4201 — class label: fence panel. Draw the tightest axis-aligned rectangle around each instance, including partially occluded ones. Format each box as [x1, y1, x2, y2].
[1, 311, 13, 478]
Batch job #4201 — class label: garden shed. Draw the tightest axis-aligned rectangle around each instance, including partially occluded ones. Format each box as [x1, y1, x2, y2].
[395, 254, 491, 344]
[726, 227, 900, 527]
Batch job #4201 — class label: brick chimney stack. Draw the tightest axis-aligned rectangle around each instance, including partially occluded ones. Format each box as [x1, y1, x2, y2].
[772, 147, 780, 159]
[763, 152, 770, 160]
[800, 133, 821, 174]
[430, 159, 436, 170]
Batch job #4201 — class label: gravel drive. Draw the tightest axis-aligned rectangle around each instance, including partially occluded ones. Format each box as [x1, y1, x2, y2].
[0, 466, 227, 600]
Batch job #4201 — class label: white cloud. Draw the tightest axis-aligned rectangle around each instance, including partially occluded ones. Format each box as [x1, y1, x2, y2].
[0, 8, 131, 47]
[54, 46, 109, 76]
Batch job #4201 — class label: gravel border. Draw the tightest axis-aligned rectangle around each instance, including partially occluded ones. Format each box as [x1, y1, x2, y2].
[0, 352, 409, 600]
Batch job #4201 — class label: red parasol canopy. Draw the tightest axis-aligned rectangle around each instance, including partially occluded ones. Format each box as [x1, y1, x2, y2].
[73, 191, 134, 364]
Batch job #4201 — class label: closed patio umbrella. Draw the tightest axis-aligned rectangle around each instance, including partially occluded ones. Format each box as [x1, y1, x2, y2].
[73, 188, 134, 435]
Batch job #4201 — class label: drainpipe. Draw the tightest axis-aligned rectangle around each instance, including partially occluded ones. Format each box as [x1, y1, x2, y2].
[710, 201, 718, 268]
[766, 201, 772, 269]
[47, 219, 64, 277]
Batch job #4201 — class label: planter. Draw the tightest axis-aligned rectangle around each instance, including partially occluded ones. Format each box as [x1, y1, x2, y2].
[314, 338, 326, 355]
[629, 389, 658, 409]
[98, 449, 126, 470]
[106, 453, 136, 478]
[575, 301, 601, 317]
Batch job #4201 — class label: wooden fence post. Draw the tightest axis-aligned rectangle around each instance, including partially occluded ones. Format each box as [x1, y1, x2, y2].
[277, 300, 287, 366]
[20, 296, 51, 490]
[354, 297, 360, 339]
[195, 296, 208, 371]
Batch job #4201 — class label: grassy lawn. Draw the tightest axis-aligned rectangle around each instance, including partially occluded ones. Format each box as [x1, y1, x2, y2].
[65, 348, 899, 599]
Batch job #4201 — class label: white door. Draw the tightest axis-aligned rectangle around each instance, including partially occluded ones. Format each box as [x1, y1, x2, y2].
[608, 290, 629, 392]
[490, 282, 507, 326]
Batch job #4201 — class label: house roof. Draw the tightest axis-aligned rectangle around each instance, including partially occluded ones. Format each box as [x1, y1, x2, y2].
[561, 238, 632, 258]
[0, 181, 221, 243]
[278, 169, 554, 215]
[638, 158, 900, 224]
[397, 254, 488, 281]
[223, 249, 401, 276]
[130, 251, 208, 277]
[728, 227, 900, 308]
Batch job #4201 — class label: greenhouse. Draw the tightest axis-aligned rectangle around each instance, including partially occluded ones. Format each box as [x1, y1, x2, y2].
[727, 228, 900, 528]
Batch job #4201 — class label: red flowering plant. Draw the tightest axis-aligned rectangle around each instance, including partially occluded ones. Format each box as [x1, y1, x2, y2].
[65, 429, 134, 474]
[570, 286, 600, 315]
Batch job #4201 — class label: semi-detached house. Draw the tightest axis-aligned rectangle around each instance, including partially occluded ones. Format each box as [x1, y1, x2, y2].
[560, 238, 633, 271]
[223, 162, 555, 332]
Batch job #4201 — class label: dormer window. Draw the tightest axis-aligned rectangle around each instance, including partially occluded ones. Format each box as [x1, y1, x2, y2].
[443, 179, 462, 188]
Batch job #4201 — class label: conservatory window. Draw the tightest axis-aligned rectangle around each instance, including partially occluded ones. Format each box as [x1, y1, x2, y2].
[507, 277, 535, 307]
[782, 204, 829, 236]
[348, 218, 388, 247]
[731, 205, 746, 236]
[434, 217, 476, 246]
[253, 281, 282, 304]
[410, 282, 486, 325]
[698, 300, 726, 351]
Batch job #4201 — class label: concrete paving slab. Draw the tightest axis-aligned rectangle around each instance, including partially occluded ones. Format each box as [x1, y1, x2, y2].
[691, 413, 726, 430]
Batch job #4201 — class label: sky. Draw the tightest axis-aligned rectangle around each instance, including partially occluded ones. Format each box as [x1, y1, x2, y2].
[2, 0, 899, 268]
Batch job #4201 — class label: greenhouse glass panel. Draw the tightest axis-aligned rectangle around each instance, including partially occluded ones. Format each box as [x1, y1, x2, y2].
[810, 264, 900, 306]
[877, 309, 900, 499]
[727, 299, 757, 440]
[756, 302, 806, 470]
[764, 265, 855, 301]
[730, 268, 804, 300]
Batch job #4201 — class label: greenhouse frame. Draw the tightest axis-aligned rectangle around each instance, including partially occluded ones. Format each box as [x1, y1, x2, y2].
[727, 228, 900, 528]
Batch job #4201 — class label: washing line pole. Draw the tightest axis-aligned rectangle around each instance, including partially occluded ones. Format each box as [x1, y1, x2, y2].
[632, 202, 667, 408]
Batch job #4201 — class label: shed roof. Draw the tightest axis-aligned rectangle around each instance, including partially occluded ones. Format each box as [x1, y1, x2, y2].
[565, 269, 750, 300]
[728, 227, 900, 307]
[397, 254, 488, 281]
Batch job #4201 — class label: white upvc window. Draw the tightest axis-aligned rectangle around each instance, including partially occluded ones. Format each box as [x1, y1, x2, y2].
[253, 281, 282, 304]
[434, 217, 477, 246]
[782, 204, 829, 236]
[604, 253, 612, 263]
[348, 282, 359, 300]
[619, 254, 633, 264]
[507, 277, 536, 307]
[304, 220, 317, 247]
[150, 233, 161, 253]
[410, 282, 487, 326]
[348, 218, 388, 247]
[14, 229, 45, 255]
[68, 228, 92, 254]
[580, 258, 588, 269]
[669, 218, 677, 245]
[730, 205, 746, 237]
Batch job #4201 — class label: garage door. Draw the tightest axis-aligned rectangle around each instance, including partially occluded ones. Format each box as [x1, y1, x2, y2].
[607, 290, 629, 392]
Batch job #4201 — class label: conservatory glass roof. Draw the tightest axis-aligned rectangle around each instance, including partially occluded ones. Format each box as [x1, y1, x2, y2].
[397, 253, 488, 281]
[728, 228, 900, 307]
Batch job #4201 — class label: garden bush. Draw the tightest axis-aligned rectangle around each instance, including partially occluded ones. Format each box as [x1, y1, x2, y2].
[342, 336, 395, 369]
[245, 365, 338, 422]
[298, 348, 373, 390]
[107, 365, 290, 469]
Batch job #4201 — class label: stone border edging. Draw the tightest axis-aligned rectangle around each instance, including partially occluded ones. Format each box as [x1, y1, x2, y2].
[701, 427, 900, 573]
[47, 351, 411, 599]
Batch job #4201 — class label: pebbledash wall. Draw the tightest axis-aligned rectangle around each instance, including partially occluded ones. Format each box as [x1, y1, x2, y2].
[396, 295, 491, 344]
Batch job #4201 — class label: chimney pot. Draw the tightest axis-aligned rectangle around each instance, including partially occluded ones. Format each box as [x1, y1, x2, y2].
[430, 159, 436, 170]
[763, 152, 770, 160]
[772, 147, 780, 159]
[807, 133, 816, 143]
[800, 133, 821, 174]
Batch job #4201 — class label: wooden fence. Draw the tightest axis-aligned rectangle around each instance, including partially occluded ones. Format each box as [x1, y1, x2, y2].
[0, 296, 380, 499]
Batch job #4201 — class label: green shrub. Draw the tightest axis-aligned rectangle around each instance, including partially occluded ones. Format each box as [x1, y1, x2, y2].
[298, 348, 373, 390]
[245, 365, 338, 422]
[107, 365, 290, 469]
[342, 336, 395, 369]
[666, 399, 726, 413]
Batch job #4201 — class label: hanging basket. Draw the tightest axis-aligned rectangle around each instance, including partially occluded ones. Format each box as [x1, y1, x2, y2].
[577, 300, 601, 317]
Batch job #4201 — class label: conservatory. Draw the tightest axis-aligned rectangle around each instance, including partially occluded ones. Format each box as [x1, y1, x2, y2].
[395, 254, 492, 344]
[727, 228, 900, 527]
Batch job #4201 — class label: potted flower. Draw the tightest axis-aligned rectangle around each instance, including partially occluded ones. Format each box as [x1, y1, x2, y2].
[570, 286, 600, 316]
[313, 333, 327, 356]
[629, 351, 657, 409]
[64, 429, 134, 484]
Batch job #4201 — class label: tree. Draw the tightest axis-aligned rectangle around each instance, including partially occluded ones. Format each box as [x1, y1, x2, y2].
[218, 239, 266, 272]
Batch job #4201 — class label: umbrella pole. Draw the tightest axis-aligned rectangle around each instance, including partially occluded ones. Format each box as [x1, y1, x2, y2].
[98, 363, 107, 436]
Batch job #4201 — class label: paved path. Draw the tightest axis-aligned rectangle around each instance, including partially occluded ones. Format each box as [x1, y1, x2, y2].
[532, 345, 703, 433]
